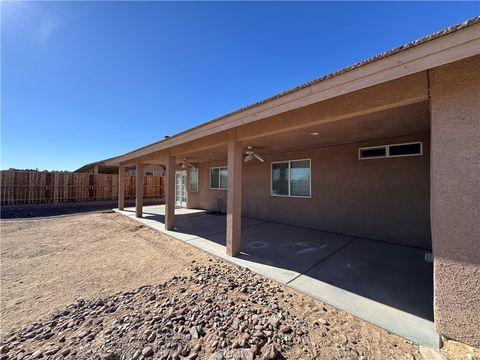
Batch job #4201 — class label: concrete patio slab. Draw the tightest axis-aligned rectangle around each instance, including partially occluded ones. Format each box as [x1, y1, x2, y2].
[299, 238, 434, 320]
[207, 221, 355, 275]
[288, 238, 436, 347]
[288, 274, 438, 348]
[115, 205, 438, 348]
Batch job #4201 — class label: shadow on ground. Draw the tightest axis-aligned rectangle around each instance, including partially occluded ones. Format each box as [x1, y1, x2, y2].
[134, 208, 434, 322]
[0, 200, 163, 219]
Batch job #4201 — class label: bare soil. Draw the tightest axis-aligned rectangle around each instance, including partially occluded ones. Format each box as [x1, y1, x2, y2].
[0, 213, 475, 359]
[1, 213, 210, 333]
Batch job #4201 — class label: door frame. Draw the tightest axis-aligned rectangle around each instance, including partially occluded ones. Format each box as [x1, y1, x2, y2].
[175, 170, 187, 207]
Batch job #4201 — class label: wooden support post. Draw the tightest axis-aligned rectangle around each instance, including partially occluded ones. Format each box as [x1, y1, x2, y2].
[165, 154, 176, 230]
[118, 166, 125, 210]
[135, 162, 144, 218]
[226, 130, 242, 257]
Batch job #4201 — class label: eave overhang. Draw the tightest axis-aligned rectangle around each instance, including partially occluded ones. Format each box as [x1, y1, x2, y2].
[106, 18, 480, 166]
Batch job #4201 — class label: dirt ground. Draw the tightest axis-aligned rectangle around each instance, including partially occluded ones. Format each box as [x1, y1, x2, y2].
[1, 213, 211, 333]
[0, 212, 477, 359]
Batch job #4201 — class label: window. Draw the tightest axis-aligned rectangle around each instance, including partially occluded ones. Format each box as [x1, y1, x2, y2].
[190, 168, 199, 192]
[271, 159, 311, 197]
[272, 162, 289, 196]
[389, 142, 422, 157]
[359, 147, 386, 159]
[210, 166, 227, 189]
[359, 142, 423, 160]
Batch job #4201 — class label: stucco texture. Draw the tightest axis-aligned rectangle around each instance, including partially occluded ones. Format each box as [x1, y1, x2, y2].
[430, 55, 480, 347]
[189, 133, 431, 249]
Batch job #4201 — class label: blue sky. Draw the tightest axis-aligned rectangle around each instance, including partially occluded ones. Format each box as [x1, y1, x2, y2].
[1, 2, 478, 171]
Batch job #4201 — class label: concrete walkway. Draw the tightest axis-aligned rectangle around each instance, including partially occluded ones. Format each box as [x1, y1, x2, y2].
[116, 205, 438, 348]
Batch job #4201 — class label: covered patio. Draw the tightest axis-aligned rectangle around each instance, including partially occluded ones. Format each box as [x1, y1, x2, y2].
[116, 204, 437, 347]
[106, 24, 480, 349]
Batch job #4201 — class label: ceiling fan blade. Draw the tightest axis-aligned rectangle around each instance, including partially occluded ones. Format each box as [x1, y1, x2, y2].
[254, 154, 265, 162]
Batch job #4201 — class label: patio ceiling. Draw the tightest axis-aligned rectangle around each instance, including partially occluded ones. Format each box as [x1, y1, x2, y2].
[161, 100, 429, 165]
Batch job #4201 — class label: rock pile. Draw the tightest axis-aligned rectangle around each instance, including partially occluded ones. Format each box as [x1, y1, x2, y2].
[1, 259, 309, 360]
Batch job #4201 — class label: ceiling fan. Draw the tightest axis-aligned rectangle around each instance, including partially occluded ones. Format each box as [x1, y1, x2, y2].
[244, 146, 264, 163]
[180, 158, 196, 169]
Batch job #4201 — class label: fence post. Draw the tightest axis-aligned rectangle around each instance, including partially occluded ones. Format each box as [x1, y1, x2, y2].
[89, 174, 94, 201]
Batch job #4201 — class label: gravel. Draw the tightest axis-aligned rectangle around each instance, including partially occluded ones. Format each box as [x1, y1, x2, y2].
[1, 213, 427, 359]
[0, 259, 424, 359]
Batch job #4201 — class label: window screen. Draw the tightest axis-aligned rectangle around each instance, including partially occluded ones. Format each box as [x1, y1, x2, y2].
[219, 168, 228, 189]
[272, 162, 289, 196]
[290, 160, 311, 197]
[272, 160, 310, 197]
[210, 167, 227, 189]
[190, 169, 198, 192]
[210, 168, 219, 189]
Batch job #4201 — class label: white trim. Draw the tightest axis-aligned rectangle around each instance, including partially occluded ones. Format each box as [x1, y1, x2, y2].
[271, 158, 311, 198]
[209, 166, 228, 190]
[358, 141, 423, 160]
[175, 170, 187, 207]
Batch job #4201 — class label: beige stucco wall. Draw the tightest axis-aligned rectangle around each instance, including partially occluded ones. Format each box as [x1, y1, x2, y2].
[129, 164, 165, 176]
[430, 55, 480, 347]
[188, 133, 431, 249]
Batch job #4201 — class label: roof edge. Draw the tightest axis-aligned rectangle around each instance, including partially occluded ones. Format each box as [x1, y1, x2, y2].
[106, 17, 480, 166]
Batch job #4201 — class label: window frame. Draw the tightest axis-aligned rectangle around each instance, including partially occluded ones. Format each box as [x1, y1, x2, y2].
[209, 166, 228, 190]
[358, 141, 423, 160]
[271, 158, 311, 198]
[190, 168, 199, 192]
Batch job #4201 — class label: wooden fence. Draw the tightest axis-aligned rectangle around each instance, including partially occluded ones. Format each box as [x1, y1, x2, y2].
[0, 171, 164, 205]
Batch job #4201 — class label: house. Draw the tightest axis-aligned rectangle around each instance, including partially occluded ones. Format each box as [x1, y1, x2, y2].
[106, 18, 479, 348]
[128, 164, 165, 177]
[75, 159, 165, 176]
[74, 159, 119, 174]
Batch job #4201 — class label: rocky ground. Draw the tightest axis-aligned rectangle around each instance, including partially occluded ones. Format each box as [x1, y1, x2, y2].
[1, 259, 422, 360]
[2, 212, 475, 360]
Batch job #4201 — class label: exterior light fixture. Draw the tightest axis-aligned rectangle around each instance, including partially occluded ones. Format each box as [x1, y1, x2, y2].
[310, 132, 319, 136]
